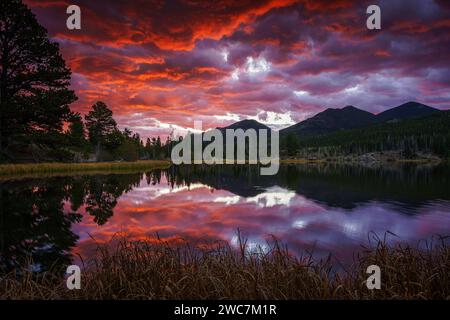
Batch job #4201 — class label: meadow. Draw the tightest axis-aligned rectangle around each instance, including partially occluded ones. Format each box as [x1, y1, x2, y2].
[0, 160, 171, 180]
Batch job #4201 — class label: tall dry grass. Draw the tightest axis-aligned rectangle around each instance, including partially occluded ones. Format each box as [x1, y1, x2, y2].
[0, 160, 171, 179]
[0, 234, 448, 300]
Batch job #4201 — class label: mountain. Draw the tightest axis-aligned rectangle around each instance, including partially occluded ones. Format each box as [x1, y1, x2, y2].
[218, 119, 271, 131]
[289, 110, 450, 159]
[280, 101, 441, 139]
[203, 101, 446, 160]
[280, 105, 376, 137]
[375, 101, 440, 123]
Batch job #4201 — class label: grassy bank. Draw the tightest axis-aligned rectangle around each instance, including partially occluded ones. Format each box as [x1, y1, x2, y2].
[1, 235, 448, 300]
[0, 160, 171, 179]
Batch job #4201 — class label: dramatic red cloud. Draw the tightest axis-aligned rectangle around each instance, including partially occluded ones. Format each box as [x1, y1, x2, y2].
[25, 0, 450, 139]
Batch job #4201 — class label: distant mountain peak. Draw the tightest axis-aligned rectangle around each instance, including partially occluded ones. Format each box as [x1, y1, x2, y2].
[280, 105, 376, 136]
[403, 101, 427, 106]
[376, 101, 439, 122]
[219, 119, 270, 131]
[232, 119, 261, 125]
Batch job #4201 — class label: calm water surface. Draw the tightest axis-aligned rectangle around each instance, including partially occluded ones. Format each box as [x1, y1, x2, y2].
[1, 163, 450, 272]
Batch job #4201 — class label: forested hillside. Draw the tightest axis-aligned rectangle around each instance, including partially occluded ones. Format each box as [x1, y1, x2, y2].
[281, 111, 450, 159]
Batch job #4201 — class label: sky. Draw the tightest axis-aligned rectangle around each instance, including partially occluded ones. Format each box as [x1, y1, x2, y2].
[25, 0, 450, 138]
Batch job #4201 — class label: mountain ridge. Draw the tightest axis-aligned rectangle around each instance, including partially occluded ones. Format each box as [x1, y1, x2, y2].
[375, 101, 440, 123]
[208, 101, 441, 138]
[218, 119, 270, 131]
[280, 101, 440, 138]
[280, 105, 376, 136]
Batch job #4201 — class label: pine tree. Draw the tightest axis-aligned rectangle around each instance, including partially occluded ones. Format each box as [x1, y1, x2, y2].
[0, 0, 77, 160]
[67, 113, 86, 149]
[85, 101, 117, 158]
[156, 136, 162, 159]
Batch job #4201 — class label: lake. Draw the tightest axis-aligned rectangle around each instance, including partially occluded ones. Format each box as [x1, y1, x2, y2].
[1, 163, 450, 273]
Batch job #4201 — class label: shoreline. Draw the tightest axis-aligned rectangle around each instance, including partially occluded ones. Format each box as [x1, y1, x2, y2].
[0, 157, 446, 180]
[0, 160, 171, 180]
[280, 158, 443, 164]
[281, 154, 445, 165]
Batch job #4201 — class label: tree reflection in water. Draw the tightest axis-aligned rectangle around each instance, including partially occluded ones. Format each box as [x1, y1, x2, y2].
[0, 173, 142, 273]
[1, 163, 449, 273]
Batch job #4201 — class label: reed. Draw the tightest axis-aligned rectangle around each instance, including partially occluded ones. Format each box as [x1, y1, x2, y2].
[0, 234, 448, 300]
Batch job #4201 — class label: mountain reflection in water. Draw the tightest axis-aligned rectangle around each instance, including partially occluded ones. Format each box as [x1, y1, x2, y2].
[1, 163, 449, 273]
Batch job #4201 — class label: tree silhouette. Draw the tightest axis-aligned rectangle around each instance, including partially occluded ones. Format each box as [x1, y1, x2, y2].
[0, 178, 81, 273]
[67, 113, 87, 149]
[84, 174, 142, 225]
[0, 0, 77, 161]
[0, 173, 144, 272]
[85, 101, 117, 159]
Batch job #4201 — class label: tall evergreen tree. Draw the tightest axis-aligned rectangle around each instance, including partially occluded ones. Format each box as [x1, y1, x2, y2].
[0, 0, 77, 160]
[67, 112, 86, 149]
[85, 101, 117, 157]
